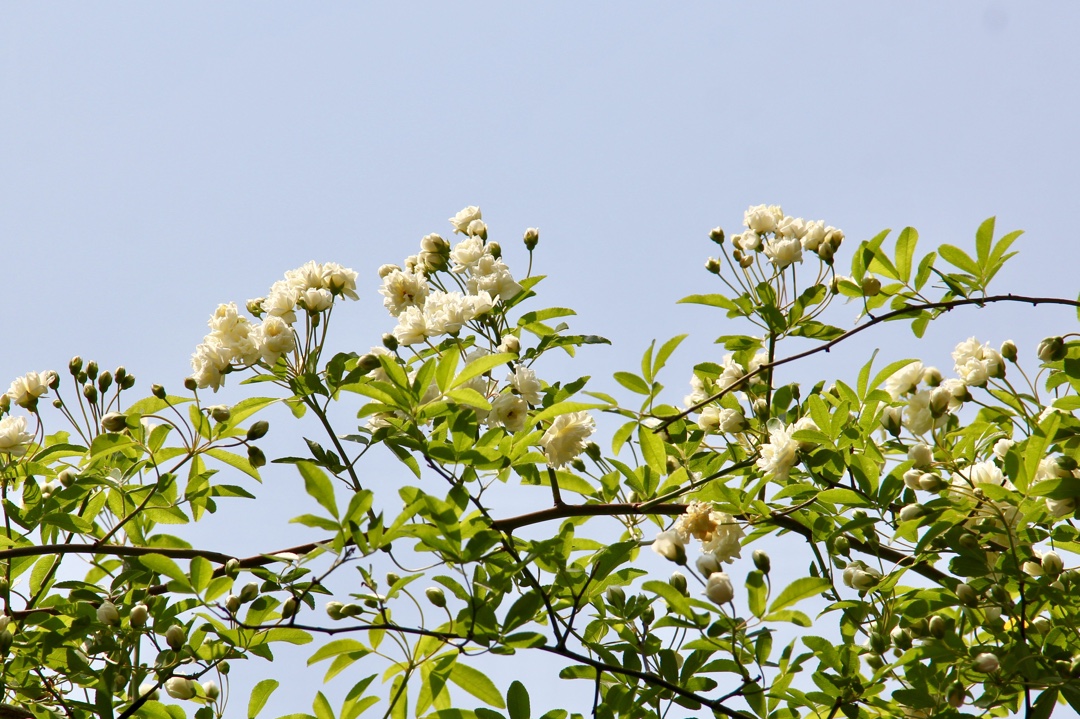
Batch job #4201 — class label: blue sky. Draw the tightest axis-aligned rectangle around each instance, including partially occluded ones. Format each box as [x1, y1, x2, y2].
[2, 3, 1078, 716]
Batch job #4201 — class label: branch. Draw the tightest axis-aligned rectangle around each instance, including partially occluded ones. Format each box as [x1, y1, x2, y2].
[491, 502, 688, 533]
[663, 293, 1080, 428]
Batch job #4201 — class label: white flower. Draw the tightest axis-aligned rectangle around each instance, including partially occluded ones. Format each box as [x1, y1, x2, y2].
[674, 502, 744, 563]
[96, 600, 120, 625]
[488, 393, 528, 433]
[952, 337, 1003, 387]
[467, 255, 523, 301]
[251, 316, 297, 365]
[449, 206, 483, 234]
[908, 443, 933, 468]
[718, 408, 746, 433]
[380, 269, 429, 317]
[321, 262, 359, 300]
[705, 572, 734, 605]
[695, 553, 721, 577]
[190, 339, 234, 391]
[508, 365, 542, 405]
[718, 354, 746, 392]
[903, 390, 946, 435]
[263, 280, 299, 325]
[698, 406, 722, 433]
[392, 306, 428, 346]
[992, 438, 1014, 460]
[1045, 497, 1076, 518]
[651, 530, 686, 563]
[950, 460, 1013, 497]
[298, 287, 334, 313]
[450, 236, 486, 272]
[744, 204, 782, 234]
[756, 423, 799, 480]
[540, 411, 596, 467]
[684, 373, 710, 408]
[763, 236, 803, 268]
[164, 677, 197, 701]
[885, 361, 924, 399]
[733, 230, 762, 252]
[792, 416, 819, 450]
[6, 371, 52, 409]
[423, 291, 472, 336]
[466, 219, 488, 238]
[284, 260, 326, 292]
[801, 220, 826, 251]
[776, 216, 807, 240]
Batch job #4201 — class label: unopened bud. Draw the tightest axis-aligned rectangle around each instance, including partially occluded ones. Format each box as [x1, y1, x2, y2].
[570, 457, 586, 472]
[669, 571, 688, 595]
[86, 361, 99, 381]
[101, 412, 128, 433]
[382, 333, 399, 352]
[523, 227, 540, 251]
[891, 626, 912, 650]
[69, 356, 84, 376]
[929, 387, 951, 417]
[209, 405, 231, 423]
[928, 615, 947, 639]
[973, 652, 999, 673]
[922, 367, 943, 387]
[246, 421, 269, 441]
[947, 681, 966, 708]
[956, 583, 978, 607]
[239, 582, 259, 603]
[325, 601, 344, 620]
[165, 624, 186, 650]
[152, 384, 167, 400]
[425, 587, 447, 608]
[817, 241, 835, 264]
[499, 336, 521, 354]
[752, 549, 771, 574]
[224, 558, 240, 577]
[184, 377, 198, 391]
[127, 602, 148, 628]
[709, 227, 725, 244]
[246, 298, 265, 316]
[97, 600, 120, 626]
[832, 535, 850, 556]
[225, 595, 241, 614]
[1038, 336, 1066, 363]
[97, 371, 113, 393]
[203, 681, 220, 700]
[486, 241, 502, 259]
[340, 602, 364, 617]
[1042, 551, 1064, 577]
[57, 468, 78, 488]
[247, 446, 266, 468]
[605, 586, 625, 606]
[880, 406, 902, 437]
[861, 276, 881, 297]
[705, 257, 721, 275]
[739, 254, 754, 269]
[753, 399, 769, 421]
[83, 384, 99, 404]
[281, 597, 298, 619]
[1000, 340, 1018, 362]
[467, 219, 488, 240]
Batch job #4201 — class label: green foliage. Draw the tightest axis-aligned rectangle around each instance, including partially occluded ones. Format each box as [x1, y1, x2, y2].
[1, 207, 1079, 719]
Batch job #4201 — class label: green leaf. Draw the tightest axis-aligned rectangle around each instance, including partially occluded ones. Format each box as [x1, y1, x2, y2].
[139, 553, 188, 584]
[204, 447, 262, 480]
[677, 293, 741, 312]
[613, 372, 650, 395]
[436, 344, 461, 393]
[761, 609, 811, 626]
[445, 387, 493, 410]
[746, 570, 766, 618]
[529, 401, 604, 427]
[248, 679, 279, 718]
[895, 227, 917, 283]
[938, 244, 979, 276]
[313, 692, 335, 719]
[638, 425, 666, 476]
[449, 663, 506, 708]
[189, 556, 212, 593]
[643, 580, 692, 618]
[297, 461, 338, 519]
[768, 576, 830, 613]
[974, 216, 995, 269]
[451, 353, 515, 390]
[507, 681, 531, 719]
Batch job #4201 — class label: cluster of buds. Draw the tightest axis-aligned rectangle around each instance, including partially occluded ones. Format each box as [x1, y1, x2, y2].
[712, 204, 844, 272]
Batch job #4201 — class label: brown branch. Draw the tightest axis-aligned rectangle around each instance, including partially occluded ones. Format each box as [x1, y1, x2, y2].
[662, 293, 1080, 428]
[490, 502, 688, 533]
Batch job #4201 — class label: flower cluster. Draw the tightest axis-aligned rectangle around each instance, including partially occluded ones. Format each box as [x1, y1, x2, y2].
[731, 204, 844, 269]
[756, 418, 818, 480]
[882, 358, 969, 436]
[951, 337, 1004, 387]
[190, 261, 357, 390]
[381, 207, 524, 347]
[673, 501, 744, 564]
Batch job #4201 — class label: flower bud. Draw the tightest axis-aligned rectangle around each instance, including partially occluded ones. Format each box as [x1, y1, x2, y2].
[899, 504, 924, 523]
[100, 412, 128, 433]
[382, 333, 399, 352]
[584, 442, 602, 462]
[868, 631, 889, 655]
[247, 445, 267, 468]
[86, 361, 99, 381]
[753, 398, 769, 421]
[385, 572, 401, 588]
[486, 241, 502, 260]
[467, 219, 488, 240]
[709, 227, 725, 244]
[165, 677, 196, 700]
[752, 549, 771, 574]
[340, 602, 364, 617]
[57, 468, 78, 488]
[239, 582, 259, 603]
[0, 630, 12, 654]
[832, 535, 850, 556]
[695, 553, 721, 577]
[928, 615, 947, 639]
[669, 571, 688, 595]
[225, 595, 241, 614]
[377, 264, 400, 279]
[281, 597, 298, 619]
[1038, 337, 1066, 362]
[246, 421, 269, 441]
[69, 356, 84, 376]
[224, 558, 240, 577]
[130, 603, 149, 627]
[139, 684, 160, 701]
[203, 681, 220, 700]
[523, 227, 540, 251]
[97, 600, 120, 626]
[861, 276, 881, 297]
[325, 601, 344, 620]
[651, 531, 686, 565]
[908, 443, 933, 469]
[1042, 551, 1064, 577]
[605, 586, 625, 606]
[918, 473, 945, 492]
[947, 681, 966, 708]
[1023, 560, 1044, 577]
[880, 406, 902, 437]
[97, 371, 113, 394]
[425, 587, 447, 608]
[705, 257, 721, 275]
[570, 457, 587, 472]
[929, 387, 951, 418]
[705, 572, 734, 605]
[739, 254, 754, 269]
[165, 624, 186, 650]
[208, 405, 231, 423]
[499, 336, 521, 355]
[817, 241, 835, 264]
[956, 583, 978, 607]
[83, 384, 98, 404]
[891, 626, 912, 650]
[973, 652, 999, 673]
[1031, 616, 1052, 635]
[246, 297, 265, 316]
[999, 340, 1017, 363]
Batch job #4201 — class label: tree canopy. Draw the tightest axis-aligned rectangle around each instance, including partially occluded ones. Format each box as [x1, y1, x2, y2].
[2, 205, 1079, 719]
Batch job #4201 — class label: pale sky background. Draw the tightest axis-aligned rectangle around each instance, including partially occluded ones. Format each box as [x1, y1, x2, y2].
[2, 3, 1079, 717]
